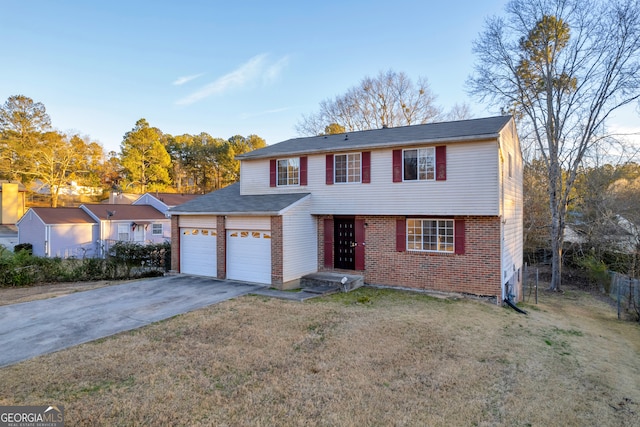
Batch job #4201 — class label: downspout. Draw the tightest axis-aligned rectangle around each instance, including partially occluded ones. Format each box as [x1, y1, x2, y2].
[498, 135, 506, 303]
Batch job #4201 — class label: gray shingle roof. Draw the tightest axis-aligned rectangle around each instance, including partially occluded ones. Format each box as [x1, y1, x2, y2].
[169, 183, 310, 215]
[237, 115, 512, 160]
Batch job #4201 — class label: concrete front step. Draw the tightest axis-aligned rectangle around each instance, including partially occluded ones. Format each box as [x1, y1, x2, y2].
[300, 272, 364, 293]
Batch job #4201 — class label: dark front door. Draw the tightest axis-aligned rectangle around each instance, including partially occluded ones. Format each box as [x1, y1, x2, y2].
[334, 217, 356, 270]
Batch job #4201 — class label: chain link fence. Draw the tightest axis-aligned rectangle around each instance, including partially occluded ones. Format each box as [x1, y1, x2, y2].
[609, 272, 640, 321]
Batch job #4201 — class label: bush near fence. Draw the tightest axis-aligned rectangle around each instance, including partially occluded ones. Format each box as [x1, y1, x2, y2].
[0, 242, 171, 287]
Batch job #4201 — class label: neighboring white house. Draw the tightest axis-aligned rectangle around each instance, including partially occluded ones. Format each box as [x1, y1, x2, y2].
[17, 207, 99, 258]
[18, 204, 171, 258]
[169, 116, 524, 302]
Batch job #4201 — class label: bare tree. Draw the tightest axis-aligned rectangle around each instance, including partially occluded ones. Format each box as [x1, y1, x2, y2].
[468, 0, 640, 291]
[297, 70, 443, 135]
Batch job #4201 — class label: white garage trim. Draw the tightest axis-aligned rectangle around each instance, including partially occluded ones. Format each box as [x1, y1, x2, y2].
[180, 228, 217, 276]
[226, 216, 271, 230]
[226, 229, 271, 284]
[179, 215, 217, 228]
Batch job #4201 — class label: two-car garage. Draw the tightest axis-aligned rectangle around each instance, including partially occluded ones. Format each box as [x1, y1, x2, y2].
[179, 215, 272, 285]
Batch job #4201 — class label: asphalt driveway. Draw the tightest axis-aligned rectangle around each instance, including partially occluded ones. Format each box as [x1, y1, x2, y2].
[0, 275, 265, 367]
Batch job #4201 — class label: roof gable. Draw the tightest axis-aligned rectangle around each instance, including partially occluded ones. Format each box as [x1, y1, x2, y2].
[26, 207, 97, 225]
[237, 115, 513, 160]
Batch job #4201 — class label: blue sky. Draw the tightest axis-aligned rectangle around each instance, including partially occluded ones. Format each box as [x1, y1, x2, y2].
[1, 0, 637, 154]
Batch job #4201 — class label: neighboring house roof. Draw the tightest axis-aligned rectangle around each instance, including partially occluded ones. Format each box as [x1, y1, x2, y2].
[237, 115, 513, 160]
[169, 183, 310, 215]
[137, 193, 201, 207]
[81, 204, 167, 221]
[24, 207, 97, 225]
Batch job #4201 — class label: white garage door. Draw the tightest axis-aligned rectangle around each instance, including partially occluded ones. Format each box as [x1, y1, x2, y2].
[180, 228, 217, 276]
[226, 230, 271, 284]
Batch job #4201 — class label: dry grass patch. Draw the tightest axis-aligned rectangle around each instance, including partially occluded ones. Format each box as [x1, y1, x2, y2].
[1, 286, 639, 426]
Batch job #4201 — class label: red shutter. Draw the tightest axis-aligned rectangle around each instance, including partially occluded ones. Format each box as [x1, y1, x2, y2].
[361, 151, 371, 183]
[455, 219, 465, 255]
[396, 218, 406, 252]
[326, 154, 334, 185]
[269, 159, 277, 187]
[392, 149, 402, 182]
[324, 218, 333, 267]
[300, 156, 308, 186]
[436, 145, 446, 181]
[355, 219, 365, 270]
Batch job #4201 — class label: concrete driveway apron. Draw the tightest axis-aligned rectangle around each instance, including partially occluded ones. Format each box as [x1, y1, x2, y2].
[0, 275, 264, 367]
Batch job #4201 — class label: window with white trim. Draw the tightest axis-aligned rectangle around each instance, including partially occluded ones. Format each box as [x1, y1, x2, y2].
[407, 219, 454, 252]
[152, 223, 163, 235]
[335, 153, 361, 183]
[277, 158, 299, 186]
[117, 224, 130, 241]
[404, 147, 435, 181]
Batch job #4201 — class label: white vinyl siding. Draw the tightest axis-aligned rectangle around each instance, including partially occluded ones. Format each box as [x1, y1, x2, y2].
[240, 141, 500, 216]
[499, 122, 524, 291]
[281, 198, 317, 283]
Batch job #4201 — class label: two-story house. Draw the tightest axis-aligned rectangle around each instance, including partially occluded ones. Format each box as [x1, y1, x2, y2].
[169, 116, 523, 302]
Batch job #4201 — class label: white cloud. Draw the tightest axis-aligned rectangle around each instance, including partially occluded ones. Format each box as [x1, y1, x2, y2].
[176, 54, 288, 106]
[240, 107, 291, 119]
[172, 73, 204, 86]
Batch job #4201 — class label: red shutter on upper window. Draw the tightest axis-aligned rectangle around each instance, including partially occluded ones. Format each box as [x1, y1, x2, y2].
[361, 151, 371, 183]
[454, 219, 465, 255]
[392, 149, 403, 182]
[326, 154, 334, 185]
[324, 218, 333, 267]
[436, 145, 446, 181]
[269, 159, 277, 187]
[396, 218, 406, 252]
[300, 156, 308, 186]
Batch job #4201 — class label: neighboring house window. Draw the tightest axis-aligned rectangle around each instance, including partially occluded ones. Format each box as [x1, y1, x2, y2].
[117, 224, 130, 241]
[407, 218, 454, 253]
[404, 147, 435, 181]
[335, 153, 361, 183]
[152, 223, 163, 235]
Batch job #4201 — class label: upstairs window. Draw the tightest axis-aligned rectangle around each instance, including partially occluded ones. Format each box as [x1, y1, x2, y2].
[277, 158, 299, 186]
[404, 147, 435, 181]
[335, 153, 361, 183]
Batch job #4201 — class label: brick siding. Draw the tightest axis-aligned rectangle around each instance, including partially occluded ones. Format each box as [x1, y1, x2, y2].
[270, 216, 283, 286]
[170, 215, 180, 271]
[318, 215, 502, 298]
